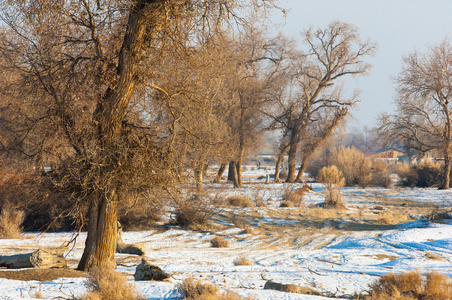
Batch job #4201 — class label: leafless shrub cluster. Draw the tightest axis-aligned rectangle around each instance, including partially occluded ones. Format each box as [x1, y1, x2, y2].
[424, 208, 452, 222]
[178, 277, 251, 300]
[316, 165, 345, 208]
[226, 195, 255, 208]
[396, 162, 444, 188]
[178, 277, 219, 300]
[233, 257, 252, 266]
[81, 261, 144, 300]
[282, 184, 305, 207]
[367, 270, 452, 300]
[309, 146, 391, 188]
[172, 194, 222, 229]
[210, 236, 229, 248]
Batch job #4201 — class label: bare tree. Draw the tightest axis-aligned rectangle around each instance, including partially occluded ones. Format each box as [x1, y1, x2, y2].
[0, 0, 279, 270]
[380, 39, 452, 189]
[270, 21, 376, 182]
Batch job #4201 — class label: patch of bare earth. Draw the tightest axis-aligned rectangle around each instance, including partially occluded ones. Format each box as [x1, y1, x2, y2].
[0, 268, 86, 281]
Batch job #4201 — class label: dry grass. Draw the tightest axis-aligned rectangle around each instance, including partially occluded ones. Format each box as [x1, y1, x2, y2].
[233, 257, 252, 266]
[316, 165, 345, 208]
[178, 277, 253, 300]
[210, 236, 229, 248]
[226, 195, 255, 208]
[81, 261, 143, 300]
[0, 205, 25, 239]
[173, 194, 219, 229]
[282, 184, 304, 207]
[367, 270, 452, 300]
[178, 277, 219, 300]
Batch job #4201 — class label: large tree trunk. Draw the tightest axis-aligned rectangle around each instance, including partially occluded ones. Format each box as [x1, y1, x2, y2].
[194, 166, 204, 192]
[78, 190, 119, 271]
[213, 163, 226, 183]
[274, 144, 289, 183]
[236, 146, 244, 188]
[78, 1, 160, 271]
[440, 113, 452, 189]
[236, 160, 243, 188]
[228, 161, 240, 188]
[286, 130, 300, 183]
[441, 151, 451, 189]
[295, 158, 309, 183]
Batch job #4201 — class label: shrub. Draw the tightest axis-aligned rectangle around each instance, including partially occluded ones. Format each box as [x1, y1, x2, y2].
[367, 270, 452, 300]
[81, 260, 143, 300]
[371, 160, 392, 188]
[233, 257, 252, 266]
[210, 236, 229, 248]
[331, 146, 372, 187]
[424, 208, 452, 222]
[178, 277, 219, 300]
[226, 195, 254, 208]
[316, 165, 345, 208]
[397, 162, 442, 188]
[172, 194, 219, 229]
[282, 184, 304, 207]
[0, 204, 24, 239]
[178, 277, 251, 300]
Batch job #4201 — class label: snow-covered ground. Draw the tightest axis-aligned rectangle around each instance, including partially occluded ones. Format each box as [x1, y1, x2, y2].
[1, 169, 452, 299]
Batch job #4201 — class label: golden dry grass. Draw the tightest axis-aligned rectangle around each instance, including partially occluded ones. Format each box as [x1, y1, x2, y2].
[178, 277, 254, 300]
[0, 205, 24, 239]
[81, 261, 143, 300]
[367, 270, 452, 300]
[233, 257, 252, 266]
[178, 277, 219, 300]
[210, 236, 229, 248]
[226, 195, 255, 208]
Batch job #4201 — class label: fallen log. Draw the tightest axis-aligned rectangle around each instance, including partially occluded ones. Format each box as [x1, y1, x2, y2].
[116, 222, 145, 256]
[0, 248, 66, 269]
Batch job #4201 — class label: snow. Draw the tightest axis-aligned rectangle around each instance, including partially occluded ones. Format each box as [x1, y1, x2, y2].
[1, 176, 452, 299]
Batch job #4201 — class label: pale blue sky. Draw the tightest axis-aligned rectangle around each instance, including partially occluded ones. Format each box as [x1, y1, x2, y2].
[272, 0, 452, 128]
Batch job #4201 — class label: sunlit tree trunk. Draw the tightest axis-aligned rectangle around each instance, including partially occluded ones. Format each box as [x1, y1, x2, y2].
[274, 144, 289, 183]
[194, 167, 204, 192]
[286, 129, 300, 183]
[213, 163, 226, 183]
[78, 1, 159, 271]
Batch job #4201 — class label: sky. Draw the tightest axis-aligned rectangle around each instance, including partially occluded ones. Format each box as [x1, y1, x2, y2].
[271, 0, 452, 128]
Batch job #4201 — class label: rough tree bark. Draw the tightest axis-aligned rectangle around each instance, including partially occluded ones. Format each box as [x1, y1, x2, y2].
[228, 161, 240, 188]
[78, 0, 159, 271]
[194, 165, 205, 192]
[213, 163, 227, 183]
[440, 110, 452, 189]
[274, 144, 289, 183]
[286, 129, 300, 183]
